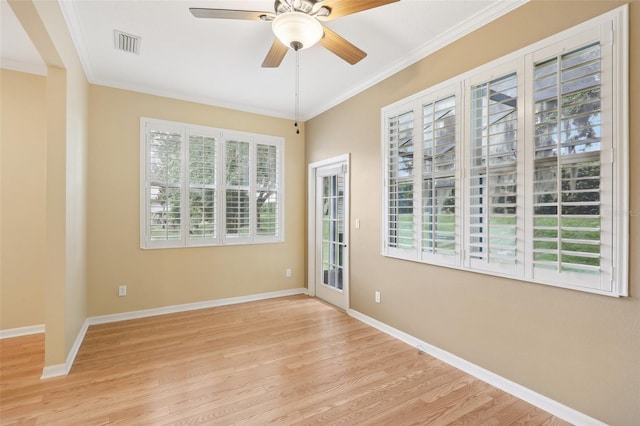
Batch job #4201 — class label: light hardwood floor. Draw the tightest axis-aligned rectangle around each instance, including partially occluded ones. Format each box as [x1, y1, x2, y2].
[1, 295, 570, 425]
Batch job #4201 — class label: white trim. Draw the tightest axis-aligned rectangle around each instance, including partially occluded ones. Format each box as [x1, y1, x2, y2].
[307, 154, 350, 307]
[41, 319, 89, 379]
[304, 0, 529, 120]
[308, 164, 317, 297]
[0, 324, 45, 339]
[58, 0, 528, 122]
[0, 60, 47, 76]
[348, 309, 607, 426]
[88, 288, 307, 325]
[139, 117, 147, 249]
[380, 6, 627, 115]
[58, 0, 95, 82]
[613, 4, 630, 297]
[93, 79, 298, 121]
[40, 363, 68, 379]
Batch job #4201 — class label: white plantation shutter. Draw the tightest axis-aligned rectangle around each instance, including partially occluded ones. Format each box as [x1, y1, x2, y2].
[188, 134, 216, 241]
[256, 144, 279, 237]
[381, 8, 627, 296]
[224, 139, 251, 239]
[383, 85, 460, 263]
[469, 72, 519, 275]
[531, 40, 611, 290]
[422, 95, 459, 264]
[141, 118, 284, 248]
[386, 110, 416, 253]
[146, 125, 184, 245]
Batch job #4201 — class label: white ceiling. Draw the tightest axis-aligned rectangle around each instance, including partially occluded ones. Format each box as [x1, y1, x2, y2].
[2, 0, 528, 120]
[0, 0, 46, 75]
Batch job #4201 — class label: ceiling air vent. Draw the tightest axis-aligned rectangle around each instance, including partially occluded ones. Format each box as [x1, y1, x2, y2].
[114, 30, 141, 55]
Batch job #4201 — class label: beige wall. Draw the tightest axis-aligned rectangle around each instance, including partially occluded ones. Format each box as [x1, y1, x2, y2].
[8, 0, 89, 366]
[61, 44, 89, 364]
[87, 85, 306, 316]
[0, 69, 46, 330]
[36, 0, 89, 366]
[306, 1, 639, 424]
[43, 65, 69, 365]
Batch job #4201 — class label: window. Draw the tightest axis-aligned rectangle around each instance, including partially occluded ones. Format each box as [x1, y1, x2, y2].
[423, 95, 458, 263]
[468, 70, 520, 276]
[382, 7, 628, 296]
[224, 139, 251, 239]
[189, 134, 217, 240]
[530, 42, 607, 287]
[384, 85, 462, 265]
[141, 118, 284, 249]
[386, 109, 415, 253]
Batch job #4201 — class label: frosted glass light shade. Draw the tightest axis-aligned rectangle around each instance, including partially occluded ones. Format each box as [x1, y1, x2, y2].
[272, 11, 323, 50]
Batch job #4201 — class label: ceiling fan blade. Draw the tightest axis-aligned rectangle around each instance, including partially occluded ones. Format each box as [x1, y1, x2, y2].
[189, 8, 272, 21]
[262, 39, 289, 68]
[320, 26, 367, 65]
[318, 0, 399, 20]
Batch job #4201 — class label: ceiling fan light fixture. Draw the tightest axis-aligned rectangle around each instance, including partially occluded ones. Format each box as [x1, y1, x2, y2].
[272, 11, 323, 51]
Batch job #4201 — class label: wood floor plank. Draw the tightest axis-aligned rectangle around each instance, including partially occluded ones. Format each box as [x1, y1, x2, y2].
[0, 295, 569, 425]
[447, 388, 523, 425]
[252, 349, 422, 424]
[288, 365, 463, 425]
[510, 406, 554, 425]
[478, 399, 540, 426]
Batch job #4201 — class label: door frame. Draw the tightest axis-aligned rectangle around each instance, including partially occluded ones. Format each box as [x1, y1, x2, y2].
[307, 153, 350, 310]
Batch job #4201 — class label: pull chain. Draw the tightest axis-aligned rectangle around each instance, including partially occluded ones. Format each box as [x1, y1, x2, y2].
[295, 48, 300, 134]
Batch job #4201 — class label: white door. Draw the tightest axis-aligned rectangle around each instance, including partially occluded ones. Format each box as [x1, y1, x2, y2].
[308, 155, 349, 310]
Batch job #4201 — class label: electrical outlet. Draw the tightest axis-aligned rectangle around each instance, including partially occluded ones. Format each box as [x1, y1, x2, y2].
[286, 268, 292, 277]
[118, 285, 127, 297]
[375, 291, 381, 303]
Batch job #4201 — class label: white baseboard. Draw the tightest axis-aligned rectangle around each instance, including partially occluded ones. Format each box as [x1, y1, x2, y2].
[0, 324, 45, 339]
[40, 363, 68, 379]
[40, 288, 306, 379]
[41, 319, 89, 379]
[348, 309, 606, 426]
[88, 288, 307, 325]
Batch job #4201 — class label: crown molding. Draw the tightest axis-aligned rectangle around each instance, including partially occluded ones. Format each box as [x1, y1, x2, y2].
[58, 0, 95, 81]
[0, 59, 47, 76]
[303, 0, 529, 120]
[58, 0, 529, 122]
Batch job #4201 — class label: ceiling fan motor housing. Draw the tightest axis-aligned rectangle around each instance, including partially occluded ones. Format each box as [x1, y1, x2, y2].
[277, 0, 314, 14]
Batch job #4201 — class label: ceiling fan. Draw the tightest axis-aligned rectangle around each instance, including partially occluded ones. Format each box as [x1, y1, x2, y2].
[190, 0, 399, 68]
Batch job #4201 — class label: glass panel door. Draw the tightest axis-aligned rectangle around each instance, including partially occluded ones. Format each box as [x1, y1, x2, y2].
[313, 157, 349, 311]
[321, 172, 345, 291]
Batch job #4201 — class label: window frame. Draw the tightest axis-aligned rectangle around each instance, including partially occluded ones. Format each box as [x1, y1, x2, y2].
[464, 61, 524, 277]
[140, 117, 285, 249]
[383, 105, 417, 259]
[420, 90, 461, 266]
[524, 31, 614, 292]
[381, 6, 628, 297]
